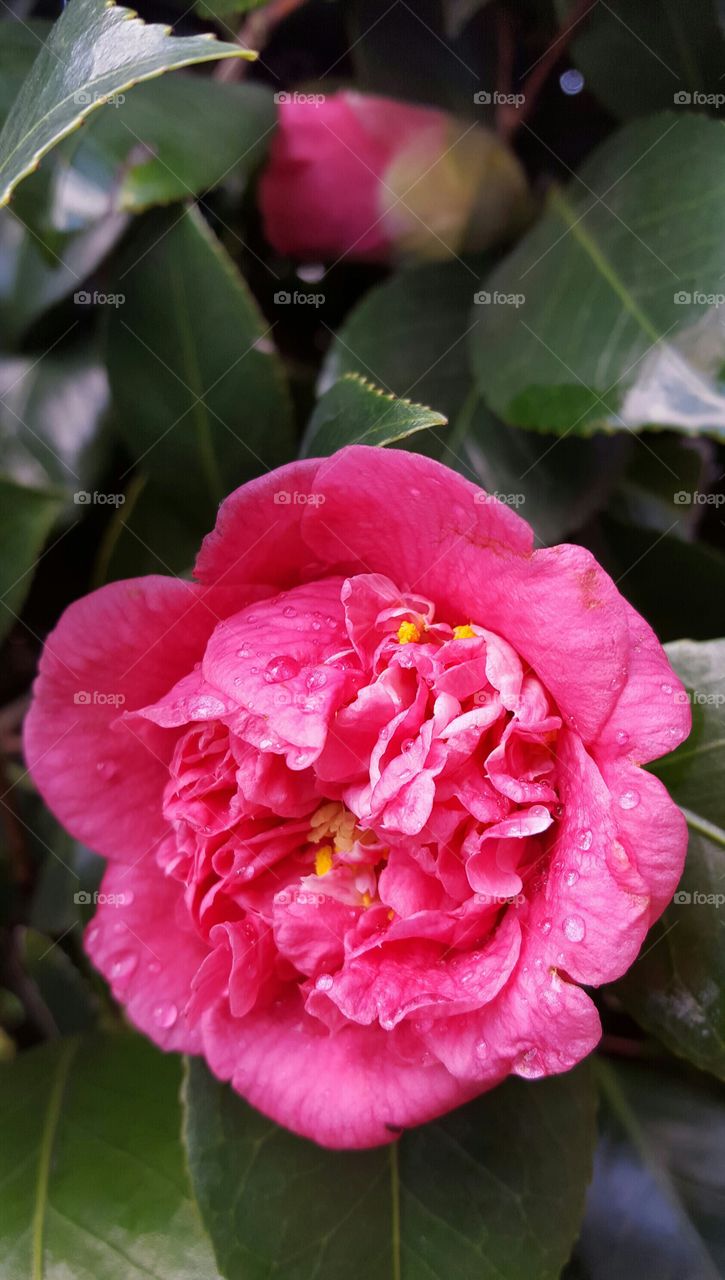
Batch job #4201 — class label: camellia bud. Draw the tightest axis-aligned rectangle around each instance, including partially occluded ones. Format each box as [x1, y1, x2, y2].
[259, 91, 532, 264]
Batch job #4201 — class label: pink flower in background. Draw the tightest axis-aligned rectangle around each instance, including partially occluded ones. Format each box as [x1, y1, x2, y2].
[259, 91, 530, 263]
[25, 447, 690, 1148]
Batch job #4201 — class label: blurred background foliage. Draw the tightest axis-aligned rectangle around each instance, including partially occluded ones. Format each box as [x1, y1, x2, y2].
[0, 0, 724, 1277]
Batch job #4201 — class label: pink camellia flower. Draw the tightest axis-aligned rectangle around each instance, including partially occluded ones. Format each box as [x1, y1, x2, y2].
[25, 447, 690, 1148]
[259, 91, 531, 263]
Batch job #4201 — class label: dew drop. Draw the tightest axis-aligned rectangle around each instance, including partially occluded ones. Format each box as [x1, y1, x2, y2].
[305, 669, 328, 691]
[264, 654, 300, 683]
[615, 730, 629, 746]
[315, 973, 333, 992]
[95, 760, 118, 780]
[563, 914, 586, 942]
[283, 605, 297, 618]
[237, 643, 251, 658]
[153, 1001, 178, 1029]
[661, 683, 672, 695]
[110, 952, 138, 982]
[565, 869, 579, 887]
[619, 789, 640, 810]
[539, 918, 552, 935]
[516, 1047, 543, 1078]
[577, 829, 593, 851]
[475, 1040, 488, 1059]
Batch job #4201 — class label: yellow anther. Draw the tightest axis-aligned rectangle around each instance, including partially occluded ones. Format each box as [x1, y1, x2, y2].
[453, 624, 476, 639]
[314, 845, 333, 876]
[361, 891, 372, 908]
[397, 620, 421, 644]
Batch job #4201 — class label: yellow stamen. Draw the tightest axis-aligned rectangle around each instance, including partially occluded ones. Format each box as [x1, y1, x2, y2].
[314, 845, 333, 876]
[453, 624, 476, 639]
[397, 620, 421, 644]
[361, 891, 372, 908]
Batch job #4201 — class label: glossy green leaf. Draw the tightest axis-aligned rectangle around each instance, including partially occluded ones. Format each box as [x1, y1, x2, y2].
[568, 1058, 725, 1279]
[106, 205, 294, 533]
[618, 639, 725, 1078]
[302, 372, 447, 457]
[183, 1058, 596, 1280]
[0, 477, 63, 642]
[0, 1032, 220, 1278]
[60, 77, 276, 217]
[0, 346, 110, 496]
[0, 0, 254, 207]
[555, 0, 724, 120]
[471, 113, 725, 440]
[0, 21, 52, 128]
[20, 929, 96, 1035]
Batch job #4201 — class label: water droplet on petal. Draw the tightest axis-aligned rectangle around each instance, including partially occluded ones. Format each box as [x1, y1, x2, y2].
[661, 683, 672, 695]
[615, 730, 629, 746]
[305, 669, 327, 691]
[563, 914, 586, 942]
[516, 1047, 543, 1078]
[153, 1001, 178, 1029]
[475, 1039, 488, 1059]
[577, 829, 592, 851]
[264, 655, 300, 683]
[110, 952, 138, 983]
[283, 605, 297, 618]
[566, 869, 579, 887]
[237, 643, 251, 658]
[315, 973, 333, 992]
[539, 918, 552, 935]
[619, 789, 640, 810]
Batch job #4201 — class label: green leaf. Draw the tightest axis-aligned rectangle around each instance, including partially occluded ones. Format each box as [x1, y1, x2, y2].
[321, 258, 482, 423]
[569, 1058, 725, 1278]
[555, 0, 725, 120]
[303, 372, 447, 457]
[106, 205, 295, 533]
[0, 477, 63, 642]
[0, 1032, 220, 1279]
[58, 77, 276, 217]
[321, 260, 625, 540]
[0, 345, 110, 497]
[20, 929, 97, 1035]
[183, 1058, 596, 1280]
[0, 0, 254, 207]
[596, 518, 725, 642]
[196, 0, 269, 21]
[470, 113, 725, 440]
[0, 21, 52, 128]
[618, 638, 725, 1078]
